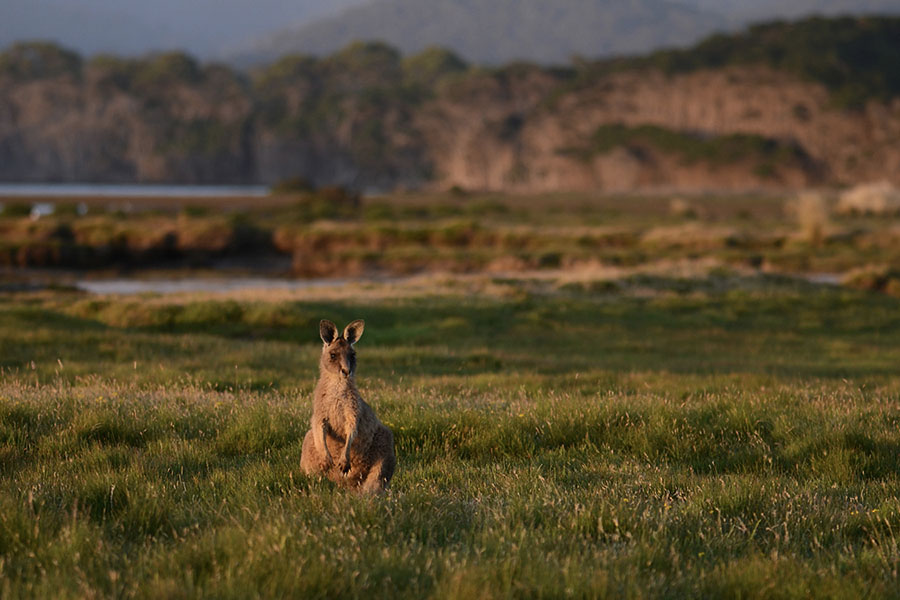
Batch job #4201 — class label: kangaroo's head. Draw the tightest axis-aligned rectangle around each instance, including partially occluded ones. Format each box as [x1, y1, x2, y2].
[319, 319, 365, 379]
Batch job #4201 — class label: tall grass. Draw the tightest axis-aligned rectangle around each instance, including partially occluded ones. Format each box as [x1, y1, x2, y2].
[4, 190, 900, 276]
[788, 192, 831, 247]
[1, 277, 900, 597]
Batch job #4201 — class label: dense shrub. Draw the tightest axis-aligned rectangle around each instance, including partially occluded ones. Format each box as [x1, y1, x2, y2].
[621, 16, 900, 109]
[0, 42, 82, 80]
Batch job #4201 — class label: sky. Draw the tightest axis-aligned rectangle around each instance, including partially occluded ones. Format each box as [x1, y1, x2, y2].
[0, 0, 366, 58]
[3, 0, 900, 64]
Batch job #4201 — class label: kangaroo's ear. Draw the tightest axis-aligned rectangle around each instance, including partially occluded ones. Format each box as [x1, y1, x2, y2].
[319, 320, 338, 345]
[343, 319, 365, 345]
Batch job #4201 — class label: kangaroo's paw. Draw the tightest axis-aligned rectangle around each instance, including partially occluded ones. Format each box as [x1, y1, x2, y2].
[318, 455, 334, 472]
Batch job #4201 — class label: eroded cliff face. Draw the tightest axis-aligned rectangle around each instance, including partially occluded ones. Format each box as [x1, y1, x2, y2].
[419, 66, 900, 192]
[1, 49, 898, 191]
[0, 61, 256, 183]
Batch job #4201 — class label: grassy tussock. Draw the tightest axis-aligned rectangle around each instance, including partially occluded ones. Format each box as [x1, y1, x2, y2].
[4, 191, 900, 278]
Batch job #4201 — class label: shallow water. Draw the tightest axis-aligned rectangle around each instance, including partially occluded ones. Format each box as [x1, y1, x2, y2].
[75, 277, 347, 295]
[802, 273, 841, 285]
[0, 183, 267, 198]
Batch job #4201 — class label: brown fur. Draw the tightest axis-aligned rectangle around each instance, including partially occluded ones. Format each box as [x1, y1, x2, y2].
[300, 319, 396, 493]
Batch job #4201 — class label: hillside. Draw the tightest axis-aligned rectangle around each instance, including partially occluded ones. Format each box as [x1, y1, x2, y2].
[1, 17, 899, 191]
[603, 16, 900, 108]
[233, 0, 900, 66]
[735, 0, 900, 20]
[681, 0, 900, 21]
[235, 0, 728, 66]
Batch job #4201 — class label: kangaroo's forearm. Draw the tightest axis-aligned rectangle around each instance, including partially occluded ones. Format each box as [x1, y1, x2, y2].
[316, 420, 331, 460]
[341, 402, 361, 461]
[343, 423, 358, 462]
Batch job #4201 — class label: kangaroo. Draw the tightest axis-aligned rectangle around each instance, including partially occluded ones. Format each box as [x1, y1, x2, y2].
[300, 319, 396, 493]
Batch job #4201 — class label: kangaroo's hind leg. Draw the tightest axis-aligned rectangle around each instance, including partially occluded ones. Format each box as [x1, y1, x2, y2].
[360, 426, 396, 494]
[300, 429, 322, 476]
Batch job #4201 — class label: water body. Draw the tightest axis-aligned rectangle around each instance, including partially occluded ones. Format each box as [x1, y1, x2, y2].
[75, 277, 346, 295]
[0, 183, 268, 198]
[803, 272, 841, 286]
[71, 271, 844, 296]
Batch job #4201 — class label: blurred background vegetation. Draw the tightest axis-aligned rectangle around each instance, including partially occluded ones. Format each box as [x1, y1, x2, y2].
[2, 16, 899, 188]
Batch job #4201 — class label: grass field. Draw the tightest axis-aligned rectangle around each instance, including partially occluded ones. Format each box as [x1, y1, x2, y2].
[2, 266, 900, 598]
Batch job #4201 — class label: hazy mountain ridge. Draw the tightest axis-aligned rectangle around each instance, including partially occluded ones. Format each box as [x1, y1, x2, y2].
[236, 0, 728, 66]
[6, 0, 900, 66]
[2, 17, 899, 191]
[235, 0, 900, 65]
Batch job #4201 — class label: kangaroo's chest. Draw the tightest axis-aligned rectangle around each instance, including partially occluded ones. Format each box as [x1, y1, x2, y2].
[316, 389, 359, 431]
[325, 407, 352, 438]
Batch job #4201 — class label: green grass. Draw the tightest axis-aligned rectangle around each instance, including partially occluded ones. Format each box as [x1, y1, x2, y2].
[2, 277, 900, 598]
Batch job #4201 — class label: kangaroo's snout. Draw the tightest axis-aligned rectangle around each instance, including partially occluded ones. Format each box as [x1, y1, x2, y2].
[338, 348, 355, 378]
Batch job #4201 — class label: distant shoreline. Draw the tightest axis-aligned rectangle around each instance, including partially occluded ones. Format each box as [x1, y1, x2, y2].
[0, 183, 268, 198]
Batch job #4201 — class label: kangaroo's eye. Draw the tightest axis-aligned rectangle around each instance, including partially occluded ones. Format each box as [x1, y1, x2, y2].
[330, 352, 337, 360]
